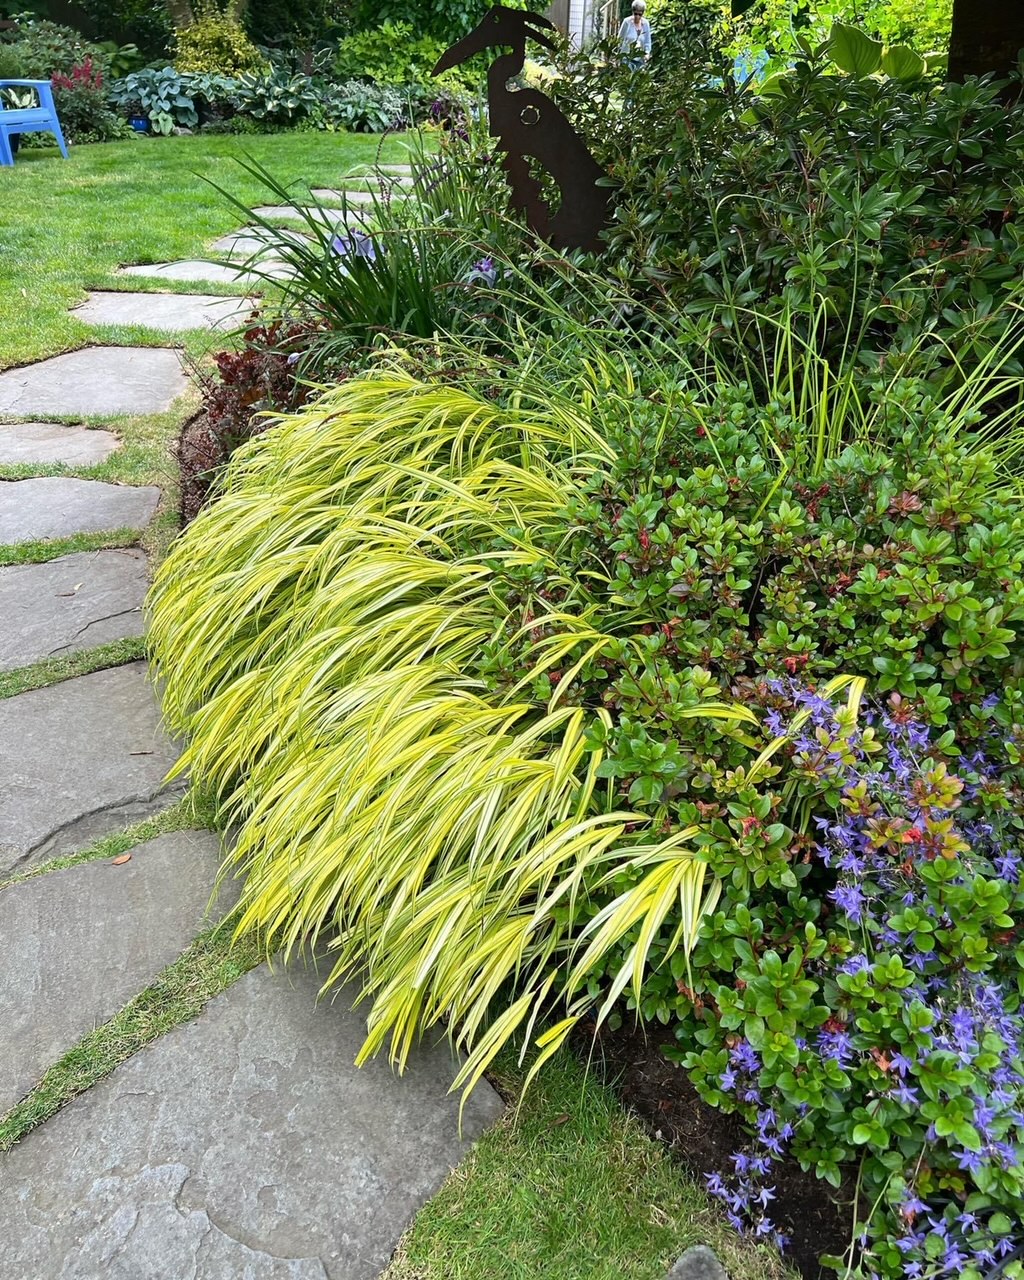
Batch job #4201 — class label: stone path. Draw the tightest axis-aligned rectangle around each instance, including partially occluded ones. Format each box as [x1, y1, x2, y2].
[0, 346, 187, 417]
[0, 477, 160, 543]
[0, 152, 504, 1280]
[72, 290, 252, 333]
[0, 549, 147, 670]
[0, 421, 119, 465]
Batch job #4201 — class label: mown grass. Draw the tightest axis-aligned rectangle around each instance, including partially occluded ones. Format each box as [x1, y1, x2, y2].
[0, 789, 215, 889]
[385, 1054, 795, 1280]
[0, 635, 146, 700]
[0, 132, 413, 370]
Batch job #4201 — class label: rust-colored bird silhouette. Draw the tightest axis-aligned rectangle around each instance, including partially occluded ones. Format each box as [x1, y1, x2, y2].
[433, 5, 611, 252]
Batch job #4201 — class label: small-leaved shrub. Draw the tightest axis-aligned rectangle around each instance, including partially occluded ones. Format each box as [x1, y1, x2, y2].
[174, 10, 266, 76]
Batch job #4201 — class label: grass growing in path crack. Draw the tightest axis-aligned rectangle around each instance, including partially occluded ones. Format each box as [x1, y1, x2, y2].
[0, 636, 146, 700]
[0, 790, 217, 889]
[0, 528, 140, 568]
[0, 925, 262, 1151]
[384, 1056, 796, 1280]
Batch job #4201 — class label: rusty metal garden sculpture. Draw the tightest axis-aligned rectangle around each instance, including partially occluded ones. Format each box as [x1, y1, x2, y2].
[433, 6, 612, 253]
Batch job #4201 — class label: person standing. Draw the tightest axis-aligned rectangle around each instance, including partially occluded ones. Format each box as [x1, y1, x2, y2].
[618, 0, 652, 67]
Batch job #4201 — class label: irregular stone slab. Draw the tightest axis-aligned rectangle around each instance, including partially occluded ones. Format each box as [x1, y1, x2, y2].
[0, 477, 159, 544]
[118, 260, 246, 284]
[0, 959, 503, 1280]
[251, 204, 369, 226]
[0, 347, 187, 418]
[71, 291, 252, 334]
[0, 831, 235, 1112]
[307, 188, 379, 205]
[0, 421, 120, 466]
[667, 1246, 730, 1280]
[0, 549, 148, 671]
[118, 259, 292, 285]
[0, 663, 182, 872]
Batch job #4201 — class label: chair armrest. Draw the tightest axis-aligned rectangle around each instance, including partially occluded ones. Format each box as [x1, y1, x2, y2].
[0, 79, 49, 87]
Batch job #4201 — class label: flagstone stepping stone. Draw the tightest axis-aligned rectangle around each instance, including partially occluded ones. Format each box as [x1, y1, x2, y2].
[210, 227, 308, 258]
[119, 260, 247, 284]
[0, 958, 503, 1280]
[0, 549, 147, 671]
[0, 831, 235, 1113]
[118, 259, 292, 285]
[71, 291, 252, 334]
[0, 347, 187, 418]
[251, 204, 373, 226]
[308, 188, 380, 205]
[0, 662, 183, 873]
[0, 421, 120, 466]
[0, 477, 159, 545]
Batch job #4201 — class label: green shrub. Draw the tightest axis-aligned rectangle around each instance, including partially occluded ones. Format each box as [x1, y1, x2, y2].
[107, 66, 212, 132]
[352, 0, 527, 42]
[552, 50, 1024, 382]
[51, 58, 125, 143]
[334, 19, 476, 90]
[0, 16, 109, 79]
[230, 66, 317, 124]
[174, 10, 265, 75]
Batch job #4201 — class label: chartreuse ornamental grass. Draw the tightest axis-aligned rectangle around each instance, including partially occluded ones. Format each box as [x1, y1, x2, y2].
[0, 132, 411, 370]
[147, 372, 754, 1098]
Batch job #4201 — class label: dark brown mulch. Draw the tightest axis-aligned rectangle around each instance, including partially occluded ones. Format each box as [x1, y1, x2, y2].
[575, 1020, 853, 1280]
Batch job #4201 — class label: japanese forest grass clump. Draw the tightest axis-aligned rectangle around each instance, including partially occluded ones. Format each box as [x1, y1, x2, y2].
[148, 358, 1024, 1277]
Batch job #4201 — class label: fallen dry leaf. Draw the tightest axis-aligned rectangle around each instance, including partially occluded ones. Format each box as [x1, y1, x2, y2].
[111, 854, 132, 866]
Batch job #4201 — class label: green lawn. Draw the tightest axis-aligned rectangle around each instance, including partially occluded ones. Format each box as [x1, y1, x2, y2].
[0, 132, 412, 564]
[385, 1056, 795, 1280]
[0, 132, 411, 370]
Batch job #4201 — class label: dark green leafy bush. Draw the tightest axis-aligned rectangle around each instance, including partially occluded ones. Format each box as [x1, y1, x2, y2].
[0, 15, 110, 78]
[551, 53, 1024, 378]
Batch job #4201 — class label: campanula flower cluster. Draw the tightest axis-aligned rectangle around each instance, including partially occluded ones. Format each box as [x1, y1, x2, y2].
[682, 683, 1024, 1278]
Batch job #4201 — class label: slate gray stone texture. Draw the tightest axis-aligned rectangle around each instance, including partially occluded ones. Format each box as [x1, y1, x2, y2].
[210, 227, 307, 257]
[0, 421, 120, 465]
[71, 291, 252, 333]
[118, 260, 293, 285]
[0, 662, 182, 872]
[0, 549, 148, 671]
[0, 831, 235, 1112]
[0, 347, 187, 418]
[666, 1245, 731, 1280]
[0, 476, 159, 544]
[0, 959, 504, 1280]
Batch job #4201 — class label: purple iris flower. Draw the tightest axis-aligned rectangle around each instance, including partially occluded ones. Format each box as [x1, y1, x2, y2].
[330, 229, 377, 262]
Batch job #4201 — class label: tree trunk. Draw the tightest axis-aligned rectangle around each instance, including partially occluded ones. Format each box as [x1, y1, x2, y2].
[948, 0, 1024, 80]
[166, 0, 195, 28]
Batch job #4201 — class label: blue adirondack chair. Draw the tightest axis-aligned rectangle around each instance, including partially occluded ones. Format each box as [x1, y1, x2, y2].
[0, 79, 69, 166]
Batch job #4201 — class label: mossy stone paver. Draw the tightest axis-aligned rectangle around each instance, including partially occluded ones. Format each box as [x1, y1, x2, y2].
[118, 260, 292, 286]
[0, 549, 148, 671]
[0, 422, 120, 466]
[0, 477, 159, 544]
[0, 347, 187, 418]
[0, 662, 182, 873]
[0, 831, 235, 1113]
[72, 291, 252, 334]
[0, 958, 502, 1280]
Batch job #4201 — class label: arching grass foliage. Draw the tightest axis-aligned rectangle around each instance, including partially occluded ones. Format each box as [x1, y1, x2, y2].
[148, 373, 754, 1095]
